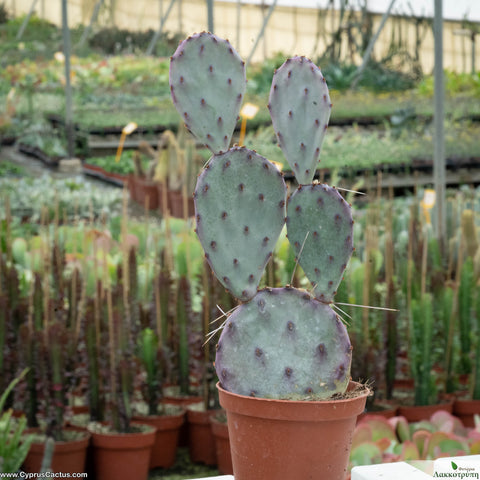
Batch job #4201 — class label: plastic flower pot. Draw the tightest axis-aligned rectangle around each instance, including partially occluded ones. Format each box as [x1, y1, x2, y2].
[88, 423, 155, 480]
[218, 381, 369, 480]
[132, 408, 185, 468]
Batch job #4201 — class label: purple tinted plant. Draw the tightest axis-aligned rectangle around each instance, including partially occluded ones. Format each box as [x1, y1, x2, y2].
[170, 33, 355, 400]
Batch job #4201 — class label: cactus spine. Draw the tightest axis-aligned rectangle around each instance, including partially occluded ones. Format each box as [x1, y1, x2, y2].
[170, 33, 354, 400]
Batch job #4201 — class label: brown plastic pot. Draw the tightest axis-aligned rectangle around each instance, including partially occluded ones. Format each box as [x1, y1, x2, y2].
[23, 428, 90, 474]
[187, 409, 217, 465]
[132, 409, 185, 468]
[218, 381, 369, 480]
[128, 174, 138, 202]
[88, 423, 155, 480]
[453, 399, 480, 427]
[162, 393, 202, 447]
[398, 401, 454, 422]
[357, 402, 398, 423]
[168, 189, 195, 218]
[134, 177, 160, 210]
[210, 413, 233, 475]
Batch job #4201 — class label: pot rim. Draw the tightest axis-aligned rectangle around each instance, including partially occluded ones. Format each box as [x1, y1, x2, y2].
[217, 380, 370, 422]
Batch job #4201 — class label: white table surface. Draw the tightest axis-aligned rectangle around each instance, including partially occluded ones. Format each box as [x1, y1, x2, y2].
[351, 461, 432, 479]
[187, 476, 233, 480]
[190, 456, 480, 479]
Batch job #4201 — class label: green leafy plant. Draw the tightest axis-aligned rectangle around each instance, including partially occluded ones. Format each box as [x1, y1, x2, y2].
[0, 368, 34, 473]
[137, 328, 164, 416]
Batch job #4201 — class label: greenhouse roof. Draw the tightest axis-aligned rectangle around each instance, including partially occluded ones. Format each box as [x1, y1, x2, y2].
[223, 0, 480, 22]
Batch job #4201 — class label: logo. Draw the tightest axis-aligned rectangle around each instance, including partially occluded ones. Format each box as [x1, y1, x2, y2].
[433, 458, 480, 479]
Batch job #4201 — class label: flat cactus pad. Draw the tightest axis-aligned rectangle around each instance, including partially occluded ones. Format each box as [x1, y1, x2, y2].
[215, 287, 352, 400]
[269, 56, 331, 185]
[194, 147, 287, 302]
[286, 184, 354, 303]
[170, 32, 246, 154]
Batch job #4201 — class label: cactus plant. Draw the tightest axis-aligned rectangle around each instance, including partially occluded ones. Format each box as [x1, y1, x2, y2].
[170, 33, 357, 401]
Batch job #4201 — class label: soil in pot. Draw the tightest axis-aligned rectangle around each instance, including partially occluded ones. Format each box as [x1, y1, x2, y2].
[132, 404, 185, 468]
[210, 411, 233, 475]
[88, 422, 155, 480]
[23, 428, 90, 474]
[218, 381, 369, 480]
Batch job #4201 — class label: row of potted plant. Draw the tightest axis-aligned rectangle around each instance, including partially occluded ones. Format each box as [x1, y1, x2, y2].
[2, 182, 480, 416]
[339, 184, 480, 421]
[0, 186, 237, 477]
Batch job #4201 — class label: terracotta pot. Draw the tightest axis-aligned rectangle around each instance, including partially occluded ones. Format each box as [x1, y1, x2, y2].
[23, 428, 90, 474]
[357, 403, 398, 423]
[210, 413, 233, 475]
[393, 378, 415, 390]
[168, 189, 195, 218]
[187, 409, 217, 465]
[88, 423, 155, 480]
[398, 402, 454, 422]
[134, 177, 160, 210]
[218, 381, 368, 480]
[453, 399, 480, 427]
[162, 393, 202, 447]
[128, 174, 138, 202]
[132, 409, 185, 468]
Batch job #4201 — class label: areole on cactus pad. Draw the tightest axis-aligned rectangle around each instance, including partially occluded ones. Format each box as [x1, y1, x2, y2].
[169, 32, 358, 402]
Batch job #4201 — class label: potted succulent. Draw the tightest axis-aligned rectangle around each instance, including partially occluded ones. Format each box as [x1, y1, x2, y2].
[453, 255, 480, 427]
[169, 32, 370, 480]
[20, 315, 90, 474]
[86, 245, 155, 480]
[0, 369, 34, 475]
[209, 410, 233, 475]
[131, 327, 185, 469]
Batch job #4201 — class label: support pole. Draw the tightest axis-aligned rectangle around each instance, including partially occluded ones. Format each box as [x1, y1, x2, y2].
[433, 0, 446, 247]
[236, 0, 241, 48]
[146, 0, 176, 56]
[16, 0, 40, 40]
[62, 0, 75, 158]
[245, 0, 278, 68]
[471, 31, 476, 75]
[76, 0, 105, 49]
[351, 0, 396, 88]
[207, 0, 214, 33]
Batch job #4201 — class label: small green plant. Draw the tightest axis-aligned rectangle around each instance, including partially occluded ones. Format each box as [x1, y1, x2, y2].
[137, 328, 164, 416]
[409, 293, 436, 406]
[0, 368, 34, 473]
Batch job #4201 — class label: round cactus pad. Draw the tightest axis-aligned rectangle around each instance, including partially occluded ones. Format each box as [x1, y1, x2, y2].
[194, 147, 287, 302]
[286, 184, 354, 303]
[215, 287, 352, 400]
[170, 32, 246, 154]
[269, 56, 331, 185]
